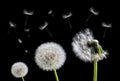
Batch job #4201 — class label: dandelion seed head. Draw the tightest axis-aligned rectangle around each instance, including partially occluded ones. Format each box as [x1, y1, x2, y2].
[72, 28, 108, 62]
[62, 12, 72, 19]
[39, 21, 48, 30]
[11, 62, 28, 78]
[35, 42, 66, 71]
[102, 22, 112, 28]
[90, 7, 99, 15]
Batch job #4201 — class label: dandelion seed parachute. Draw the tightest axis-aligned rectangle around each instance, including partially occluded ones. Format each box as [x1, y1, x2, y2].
[102, 22, 112, 38]
[11, 62, 28, 78]
[25, 50, 28, 53]
[102, 22, 112, 28]
[35, 42, 66, 71]
[18, 38, 22, 44]
[90, 7, 99, 15]
[62, 12, 72, 19]
[39, 21, 48, 30]
[23, 9, 34, 15]
[72, 28, 108, 62]
[9, 21, 16, 28]
[48, 9, 52, 15]
[24, 28, 30, 32]
[39, 21, 53, 37]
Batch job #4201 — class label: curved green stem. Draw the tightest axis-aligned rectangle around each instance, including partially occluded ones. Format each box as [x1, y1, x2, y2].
[93, 59, 98, 81]
[53, 69, 59, 81]
[21, 76, 25, 81]
[97, 44, 103, 55]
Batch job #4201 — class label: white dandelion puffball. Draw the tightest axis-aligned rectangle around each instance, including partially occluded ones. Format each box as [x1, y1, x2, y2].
[35, 42, 66, 71]
[11, 62, 28, 78]
[72, 28, 108, 62]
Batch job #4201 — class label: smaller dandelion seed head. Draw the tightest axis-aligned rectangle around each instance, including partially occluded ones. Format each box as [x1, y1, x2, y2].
[72, 28, 108, 62]
[23, 9, 34, 15]
[39, 21, 48, 30]
[11, 62, 28, 78]
[90, 7, 99, 15]
[9, 21, 16, 28]
[102, 22, 112, 28]
[35, 42, 66, 71]
[62, 12, 72, 19]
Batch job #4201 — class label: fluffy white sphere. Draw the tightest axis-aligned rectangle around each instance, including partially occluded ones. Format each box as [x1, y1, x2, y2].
[35, 42, 66, 71]
[72, 28, 108, 62]
[11, 62, 28, 78]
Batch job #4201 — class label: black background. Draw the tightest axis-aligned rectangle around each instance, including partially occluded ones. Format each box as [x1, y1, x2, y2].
[1, 0, 114, 81]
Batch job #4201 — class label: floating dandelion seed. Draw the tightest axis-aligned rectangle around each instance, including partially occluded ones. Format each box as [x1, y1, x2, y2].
[17, 38, 23, 47]
[90, 7, 99, 16]
[72, 28, 108, 81]
[102, 22, 112, 38]
[35, 42, 66, 81]
[18, 38, 22, 44]
[62, 12, 72, 19]
[39, 21, 48, 30]
[8, 21, 17, 34]
[39, 21, 53, 37]
[25, 50, 28, 53]
[24, 28, 31, 37]
[48, 9, 52, 14]
[48, 9, 54, 16]
[23, 9, 34, 15]
[102, 22, 112, 28]
[85, 7, 99, 22]
[11, 62, 28, 81]
[62, 12, 73, 29]
[9, 21, 16, 28]
[24, 28, 30, 32]
[23, 9, 34, 26]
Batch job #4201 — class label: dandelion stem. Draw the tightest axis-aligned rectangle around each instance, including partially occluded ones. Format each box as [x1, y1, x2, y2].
[93, 59, 98, 81]
[103, 28, 107, 38]
[45, 28, 53, 37]
[25, 15, 28, 26]
[21, 76, 25, 81]
[53, 69, 59, 81]
[67, 18, 72, 29]
[85, 14, 92, 23]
